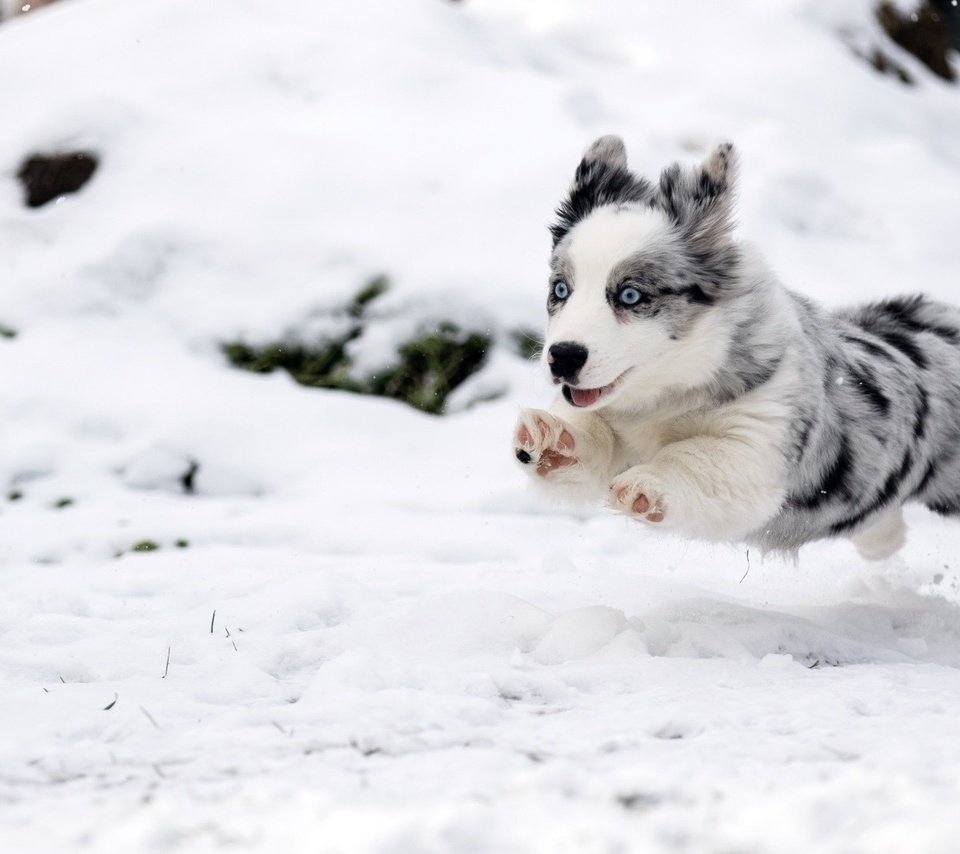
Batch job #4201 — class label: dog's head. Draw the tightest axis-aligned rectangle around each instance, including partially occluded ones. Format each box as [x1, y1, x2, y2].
[543, 136, 741, 411]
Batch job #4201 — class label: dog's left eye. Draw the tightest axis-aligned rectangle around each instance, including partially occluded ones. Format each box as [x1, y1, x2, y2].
[619, 287, 644, 306]
[552, 281, 570, 300]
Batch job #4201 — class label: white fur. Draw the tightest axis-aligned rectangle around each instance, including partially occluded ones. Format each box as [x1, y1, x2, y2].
[517, 208, 793, 543]
[517, 378, 791, 542]
[542, 208, 726, 403]
[850, 507, 906, 561]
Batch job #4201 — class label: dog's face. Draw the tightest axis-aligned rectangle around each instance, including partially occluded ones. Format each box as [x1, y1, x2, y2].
[542, 137, 741, 411]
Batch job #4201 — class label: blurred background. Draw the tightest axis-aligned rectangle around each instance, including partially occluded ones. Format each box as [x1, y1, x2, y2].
[2, 1, 960, 851]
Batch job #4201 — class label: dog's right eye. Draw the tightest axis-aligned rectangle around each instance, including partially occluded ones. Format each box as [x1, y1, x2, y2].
[552, 281, 570, 300]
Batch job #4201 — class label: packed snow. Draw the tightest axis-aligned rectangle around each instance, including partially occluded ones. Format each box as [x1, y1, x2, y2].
[2, 0, 960, 851]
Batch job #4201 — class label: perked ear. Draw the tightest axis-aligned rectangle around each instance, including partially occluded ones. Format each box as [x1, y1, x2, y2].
[658, 142, 738, 248]
[574, 135, 628, 183]
[551, 135, 651, 246]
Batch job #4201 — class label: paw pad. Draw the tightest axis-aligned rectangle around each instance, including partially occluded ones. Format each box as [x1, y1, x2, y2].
[610, 479, 665, 524]
[514, 410, 579, 477]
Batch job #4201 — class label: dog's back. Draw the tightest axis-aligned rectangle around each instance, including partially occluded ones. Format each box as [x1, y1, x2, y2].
[749, 293, 960, 551]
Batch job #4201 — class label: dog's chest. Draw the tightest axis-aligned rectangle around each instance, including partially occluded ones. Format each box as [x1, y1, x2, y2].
[604, 411, 681, 466]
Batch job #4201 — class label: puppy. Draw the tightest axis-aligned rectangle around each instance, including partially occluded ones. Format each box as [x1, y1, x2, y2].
[514, 136, 960, 558]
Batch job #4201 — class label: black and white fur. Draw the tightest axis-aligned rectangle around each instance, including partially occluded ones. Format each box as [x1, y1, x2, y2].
[514, 136, 960, 559]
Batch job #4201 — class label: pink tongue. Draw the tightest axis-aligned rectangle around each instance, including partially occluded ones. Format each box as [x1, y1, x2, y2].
[570, 386, 602, 407]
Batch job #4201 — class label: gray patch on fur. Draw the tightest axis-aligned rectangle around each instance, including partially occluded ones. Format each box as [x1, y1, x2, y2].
[595, 249, 713, 340]
[753, 292, 960, 551]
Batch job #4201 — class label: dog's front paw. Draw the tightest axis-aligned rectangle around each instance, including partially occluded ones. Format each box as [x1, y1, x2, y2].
[608, 469, 667, 524]
[514, 409, 579, 478]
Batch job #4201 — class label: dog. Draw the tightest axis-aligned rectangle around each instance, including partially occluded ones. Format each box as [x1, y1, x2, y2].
[513, 136, 960, 559]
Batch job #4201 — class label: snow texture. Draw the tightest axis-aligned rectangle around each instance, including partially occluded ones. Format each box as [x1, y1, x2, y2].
[2, 0, 960, 851]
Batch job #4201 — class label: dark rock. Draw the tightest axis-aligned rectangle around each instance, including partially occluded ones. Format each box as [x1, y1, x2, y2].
[17, 151, 98, 208]
[180, 460, 199, 494]
[876, 1, 958, 82]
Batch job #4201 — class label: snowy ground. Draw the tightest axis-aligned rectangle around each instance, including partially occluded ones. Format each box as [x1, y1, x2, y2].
[3, 0, 960, 851]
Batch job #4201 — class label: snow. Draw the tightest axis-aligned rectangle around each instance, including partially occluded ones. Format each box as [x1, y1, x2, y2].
[2, 0, 960, 850]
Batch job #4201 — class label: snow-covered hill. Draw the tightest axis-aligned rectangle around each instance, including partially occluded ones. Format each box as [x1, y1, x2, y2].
[2, 0, 960, 851]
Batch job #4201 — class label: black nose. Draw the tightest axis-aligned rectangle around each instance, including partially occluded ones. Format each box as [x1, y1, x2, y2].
[548, 341, 589, 381]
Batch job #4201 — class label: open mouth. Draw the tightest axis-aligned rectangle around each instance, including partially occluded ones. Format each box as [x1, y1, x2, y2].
[562, 372, 627, 408]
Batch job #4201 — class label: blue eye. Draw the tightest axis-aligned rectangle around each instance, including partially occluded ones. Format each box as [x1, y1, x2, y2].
[553, 281, 569, 300]
[619, 286, 643, 306]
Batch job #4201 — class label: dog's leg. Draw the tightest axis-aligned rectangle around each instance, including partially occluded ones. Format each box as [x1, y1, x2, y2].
[849, 507, 906, 560]
[607, 432, 785, 540]
[514, 407, 616, 500]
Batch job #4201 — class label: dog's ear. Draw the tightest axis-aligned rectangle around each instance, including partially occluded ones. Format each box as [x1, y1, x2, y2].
[551, 135, 651, 246]
[574, 135, 628, 181]
[658, 142, 738, 249]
